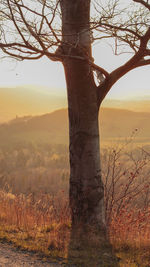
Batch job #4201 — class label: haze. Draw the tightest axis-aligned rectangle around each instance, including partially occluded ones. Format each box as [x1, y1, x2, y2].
[0, 40, 149, 122]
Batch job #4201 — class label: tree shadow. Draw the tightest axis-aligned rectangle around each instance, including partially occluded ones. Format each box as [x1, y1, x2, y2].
[66, 224, 119, 267]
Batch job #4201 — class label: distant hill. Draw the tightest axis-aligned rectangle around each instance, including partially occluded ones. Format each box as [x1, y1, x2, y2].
[102, 98, 150, 113]
[0, 86, 67, 122]
[0, 86, 150, 123]
[0, 108, 150, 146]
[100, 108, 150, 142]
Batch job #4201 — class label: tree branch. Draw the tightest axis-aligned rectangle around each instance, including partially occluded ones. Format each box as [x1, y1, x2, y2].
[0, 41, 62, 62]
[90, 62, 109, 78]
[135, 58, 150, 67]
[0, 0, 63, 62]
[133, 0, 150, 10]
[95, 23, 142, 39]
[0, 0, 149, 97]
[140, 27, 150, 50]
[14, 0, 46, 51]
[1, 47, 44, 60]
[7, 0, 28, 46]
[97, 49, 150, 105]
[96, 13, 150, 105]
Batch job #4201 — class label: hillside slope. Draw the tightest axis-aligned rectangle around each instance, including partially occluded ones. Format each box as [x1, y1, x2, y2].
[0, 86, 67, 122]
[0, 108, 150, 145]
[0, 86, 150, 123]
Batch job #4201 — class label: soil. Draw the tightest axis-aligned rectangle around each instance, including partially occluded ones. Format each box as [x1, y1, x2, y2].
[0, 242, 62, 267]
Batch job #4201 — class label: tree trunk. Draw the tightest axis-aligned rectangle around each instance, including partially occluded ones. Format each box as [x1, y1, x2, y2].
[60, 1, 118, 265]
[64, 59, 106, 230]
[61, 0, 106, 233]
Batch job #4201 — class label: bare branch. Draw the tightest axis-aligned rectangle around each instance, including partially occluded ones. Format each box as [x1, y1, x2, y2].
[91, 0, 150, 56]
[140, 27, 150, 50]
[90, 62, 109, 78]
[0, 0, 62, 62]
[133, 0, 150, 10]
[0, 0, 149, 92]
[135, 58, 150, 67]
[1, 47, 44, 60]
[14, 0, 46, 51]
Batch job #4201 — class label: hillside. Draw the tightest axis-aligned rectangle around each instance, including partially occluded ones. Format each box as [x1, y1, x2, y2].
[0, 86, 67, 122]
[102, 98, 150, 112]
[0, 108, 150, 146]
[100, 108, 150, 140]
[0, 86, 150, 123]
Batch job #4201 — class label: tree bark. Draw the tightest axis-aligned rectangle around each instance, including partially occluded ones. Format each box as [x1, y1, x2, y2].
[60, 1, 118, 265]
[61, 0, 106, 232]
[64, 60, 106, 230]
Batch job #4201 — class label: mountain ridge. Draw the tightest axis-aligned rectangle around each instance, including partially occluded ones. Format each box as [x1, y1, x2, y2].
[0, 107, 150, 145]
[0, 86, 149, 122]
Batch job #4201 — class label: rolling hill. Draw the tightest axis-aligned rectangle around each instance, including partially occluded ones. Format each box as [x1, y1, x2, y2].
[102, 98, 150, 113]
[0, 86, 67, 122]
[0, 108, 150, 146]
[0, 86, 150, 123]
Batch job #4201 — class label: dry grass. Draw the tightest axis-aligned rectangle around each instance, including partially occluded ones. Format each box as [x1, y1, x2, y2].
[0, 190, 149, 266]
[110, 207, 150, 247]
[0, 190, 71, 260]
[110, 206, 150, 266]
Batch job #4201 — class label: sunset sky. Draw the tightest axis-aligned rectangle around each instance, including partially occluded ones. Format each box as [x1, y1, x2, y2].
[0, 0, 149, 103]
[0, 41, 149, 100]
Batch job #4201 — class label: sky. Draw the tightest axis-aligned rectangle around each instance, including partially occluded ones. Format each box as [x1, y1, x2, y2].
[0, 0, 149, 101]
[0, 41, 149, 101]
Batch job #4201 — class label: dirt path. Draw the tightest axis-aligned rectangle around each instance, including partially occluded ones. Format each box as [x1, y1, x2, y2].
[0, 243, 62, 267]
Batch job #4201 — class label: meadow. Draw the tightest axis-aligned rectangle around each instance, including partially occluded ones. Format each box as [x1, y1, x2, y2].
[0, 137, 149, 266]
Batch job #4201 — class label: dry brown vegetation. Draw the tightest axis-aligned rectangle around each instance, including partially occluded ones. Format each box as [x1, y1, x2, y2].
[0, 139, 150, 266]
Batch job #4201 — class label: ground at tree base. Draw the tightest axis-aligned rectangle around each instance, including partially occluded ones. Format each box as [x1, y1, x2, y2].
[63, 225, 120, 267]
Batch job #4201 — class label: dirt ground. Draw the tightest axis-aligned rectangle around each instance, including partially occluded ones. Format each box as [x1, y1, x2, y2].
[0, 242, 62, 267]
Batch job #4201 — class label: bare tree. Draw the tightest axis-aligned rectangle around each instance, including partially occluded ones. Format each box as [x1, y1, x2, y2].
[0, 0, 149, 265]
